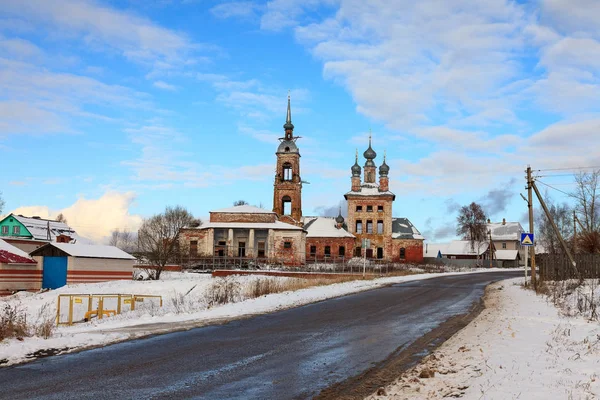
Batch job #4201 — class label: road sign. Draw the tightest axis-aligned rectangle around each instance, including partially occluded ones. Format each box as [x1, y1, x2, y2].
[521, 232, 534, 246]
[362, 239, 370, 248]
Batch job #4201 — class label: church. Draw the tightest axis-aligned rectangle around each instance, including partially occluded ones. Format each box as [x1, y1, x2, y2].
[180, 97, 424, 265]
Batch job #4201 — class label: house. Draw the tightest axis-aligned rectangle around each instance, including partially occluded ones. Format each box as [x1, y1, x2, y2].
[30, 243, 136, 289]
[494, 249, 521, 268]
[423, 243, 450, 260]
[0, 213, 91, 253]
[487, 218, 526, 265]
[444, 240, 494, 260]
[303, 215, 356, 261]
[180, 205, 306, 265]
[0, 238, 39, 296]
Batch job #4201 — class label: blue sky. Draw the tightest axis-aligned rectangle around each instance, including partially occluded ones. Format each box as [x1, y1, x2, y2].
[1, 0, 600, 243]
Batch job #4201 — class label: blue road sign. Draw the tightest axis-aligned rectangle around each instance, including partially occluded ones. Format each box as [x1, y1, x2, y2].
[521, 232, 534, 246]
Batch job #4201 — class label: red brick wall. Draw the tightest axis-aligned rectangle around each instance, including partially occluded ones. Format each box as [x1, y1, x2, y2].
[391, 239, 424, 263]
[305, 237, 356, 260]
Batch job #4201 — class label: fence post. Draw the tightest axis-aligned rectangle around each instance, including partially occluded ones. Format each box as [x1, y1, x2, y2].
[68, 295, 74, 326]
[56, 295, 61, 325]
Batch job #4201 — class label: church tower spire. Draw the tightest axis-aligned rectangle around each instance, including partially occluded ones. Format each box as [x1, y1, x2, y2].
[273, 94, 303, 226]
[363, 130, 377, 183]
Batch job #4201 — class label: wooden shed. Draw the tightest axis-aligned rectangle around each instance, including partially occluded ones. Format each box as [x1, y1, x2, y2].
[30, 243, 136, 289]
[0, 238, 40, 296]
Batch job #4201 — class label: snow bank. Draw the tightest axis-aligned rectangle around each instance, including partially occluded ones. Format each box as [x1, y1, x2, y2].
[368, 278, 600, 399]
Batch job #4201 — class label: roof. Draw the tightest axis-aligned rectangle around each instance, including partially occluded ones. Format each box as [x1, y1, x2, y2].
[0, 238, 36, 264]
[303, 217, 355, 238]
[392, 218, 424, 240]
[487, 221, 524, 241]
[31, 243, 136, 259]
[196, 220, 303, 231]
[423, 243, 450, 258]
[210, 205, 275, 214]
[494, 250, 520, 261]
[445, 240, 490, 256]
[344, 182, 395, 198]
[5, 214, 93, 244]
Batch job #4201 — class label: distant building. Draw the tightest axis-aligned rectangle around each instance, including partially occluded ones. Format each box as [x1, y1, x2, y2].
[0, 238, 38, 296]
[444, 240, 494, 260]
[181, 96, 424, 265]
[0, 213, 91, 253]
[487, 218, 526, 265]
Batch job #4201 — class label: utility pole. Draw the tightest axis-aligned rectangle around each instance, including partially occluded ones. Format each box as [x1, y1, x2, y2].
[488, 229, 493, 268]
[526, 166, 536, 288]
[532, 180, 581, 280]
[573, 210, 577, 255]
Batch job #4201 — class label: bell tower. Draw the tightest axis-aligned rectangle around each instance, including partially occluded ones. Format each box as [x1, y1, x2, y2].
[273, 95, 303, 226]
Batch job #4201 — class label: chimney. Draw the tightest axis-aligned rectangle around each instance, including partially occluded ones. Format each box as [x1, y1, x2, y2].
[502, 218, 506, 225]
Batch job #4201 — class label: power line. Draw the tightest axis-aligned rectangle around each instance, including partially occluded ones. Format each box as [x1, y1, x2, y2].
[535, 180, 572, 197]
[536, 165, 600, 172]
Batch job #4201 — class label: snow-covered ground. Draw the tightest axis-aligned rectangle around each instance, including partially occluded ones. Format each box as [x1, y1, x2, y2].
[0, 268, 510, 367]
[367, 278, 600, 400]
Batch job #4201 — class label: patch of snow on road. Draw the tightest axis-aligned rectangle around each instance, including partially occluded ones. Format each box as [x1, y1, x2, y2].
[367, 278, 600, 400]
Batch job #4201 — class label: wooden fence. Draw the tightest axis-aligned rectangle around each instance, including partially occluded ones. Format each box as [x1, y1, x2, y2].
[538, 253, 600, 281]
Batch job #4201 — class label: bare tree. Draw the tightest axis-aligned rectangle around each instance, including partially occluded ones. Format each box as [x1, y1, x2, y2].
[456, 202, 488, 261]
[109, 229, 137, 254]
[0, 192, 4, 215]
[137, 206, 196, 280]
[571, 170, 600, 253]
[233, 200, 249, 206]
[55, 213, 67, 224]
[536, 193, 573, 255]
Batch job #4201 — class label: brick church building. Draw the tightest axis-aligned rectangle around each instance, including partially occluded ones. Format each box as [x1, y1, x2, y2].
[181, 96, 424, 264]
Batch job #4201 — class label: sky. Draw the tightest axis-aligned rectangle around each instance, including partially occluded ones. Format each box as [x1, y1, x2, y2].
[1, 0, 600, 243]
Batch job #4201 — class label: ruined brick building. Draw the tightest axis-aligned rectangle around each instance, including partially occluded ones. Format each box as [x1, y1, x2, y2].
[181, 96, 424, 264]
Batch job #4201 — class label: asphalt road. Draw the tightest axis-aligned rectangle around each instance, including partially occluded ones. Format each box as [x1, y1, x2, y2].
[0, 271, 521, 400]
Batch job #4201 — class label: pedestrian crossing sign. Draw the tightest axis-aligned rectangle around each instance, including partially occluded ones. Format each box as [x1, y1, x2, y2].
[521, 233, 534, 246]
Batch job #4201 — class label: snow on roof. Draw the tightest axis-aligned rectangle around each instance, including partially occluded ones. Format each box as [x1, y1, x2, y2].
[197, 220, 303, 231]
[210, 205, 275, 214]
[487, 221, 524, 241]
[303, 217, 355, 238]
[445, 240, 490, 256]
[344, 182, 395, 197]
[495, 250, 520, 261]
[32, 243, 136, 260]
[9, 214, 93, 243]
[423, 243, 450, 257]
[0, 238, 36, 264]
[391, 218, 424, 240]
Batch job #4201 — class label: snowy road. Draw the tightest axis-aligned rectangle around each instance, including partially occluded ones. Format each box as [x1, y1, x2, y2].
[0, 271, 520, 400]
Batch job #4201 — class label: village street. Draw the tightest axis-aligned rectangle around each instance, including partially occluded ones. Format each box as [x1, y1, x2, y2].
[0, 271, 520, 400]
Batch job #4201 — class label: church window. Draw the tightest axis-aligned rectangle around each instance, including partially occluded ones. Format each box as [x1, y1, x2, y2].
[377, 220, 384, 234]
[400, 248, 406, 259]
[378, 205, 384, 212]
[366, 220, 373, 234]
[283, 163, 293, 181]
[354, 247, 361, 257]
[324, 246, 331, 257]
[284, 241, 292, 249]
[356, 205, 362, 212]
[258, 242, 266, 257]
[502, 242, 507, 249]
[339, 246, 345, 256]
[310, 245, 316, 257]
[238, 242, 246, 257]
[356, 221, 363, 234]
[285, 146, 290, 152]
[189, 240, 198, 256]
[367, 205, 373, 212]
[377, 247, 383, 259]
[282, 196, 292, 215]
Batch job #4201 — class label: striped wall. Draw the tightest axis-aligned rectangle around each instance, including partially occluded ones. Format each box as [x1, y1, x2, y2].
[0, 263, 42, 296]
[66, 257, 134, 284]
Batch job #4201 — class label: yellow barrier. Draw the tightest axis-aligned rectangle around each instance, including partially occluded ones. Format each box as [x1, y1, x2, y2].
[56, 294, 163, 326]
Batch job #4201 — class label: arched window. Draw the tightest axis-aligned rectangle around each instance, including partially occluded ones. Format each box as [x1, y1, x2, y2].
[283, 163, 292, 181]
[282, 196, 292, 215]
[400, 247, 406, 259]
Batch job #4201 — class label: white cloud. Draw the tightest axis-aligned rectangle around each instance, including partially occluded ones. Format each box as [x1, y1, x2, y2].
[153, 80, 177, 91]
[2, 0, 199, 70]
[210, 2, 262, 19]
[10, 191, 143, 243]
